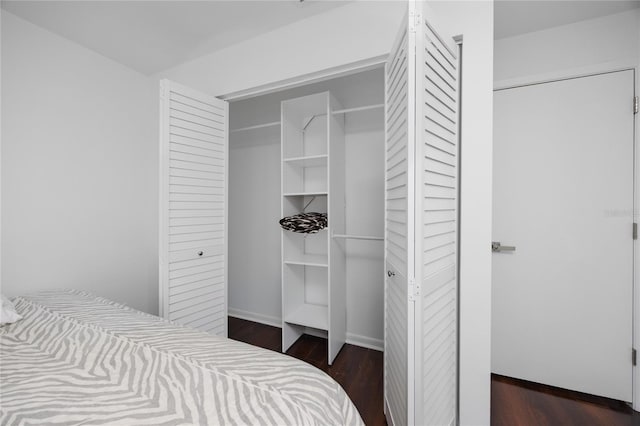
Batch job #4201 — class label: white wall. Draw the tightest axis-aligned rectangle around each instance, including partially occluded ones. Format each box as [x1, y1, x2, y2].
[495, 9, 639, 86]
[156, 1, 405, 97]
[228, 69, 385, 349]
[343, 109, 385, 348]
[228, 128, 282, 325]
[1, 12, 158, 314]
[425, 1, 494, 425]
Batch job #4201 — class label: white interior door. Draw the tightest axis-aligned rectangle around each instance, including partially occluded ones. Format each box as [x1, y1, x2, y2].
[384, 3, 459, 425]
[159, 79, 229, 337]
[492, 70, 634, 402]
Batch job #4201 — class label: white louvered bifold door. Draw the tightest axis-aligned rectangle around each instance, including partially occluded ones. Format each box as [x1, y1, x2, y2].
[384, 6, 416, 426]
[159, 80, 228, 337]
[414, 5, 459, 426]
[384, 2, 459, 425]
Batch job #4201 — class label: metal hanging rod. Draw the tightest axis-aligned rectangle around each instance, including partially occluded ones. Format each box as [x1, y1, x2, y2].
[229, 120, 280, 133]
[229, 103, 384, 133]
[302, 103, 385, 133]
[333, 103, 384, 115]
[332, 233, 384, 241]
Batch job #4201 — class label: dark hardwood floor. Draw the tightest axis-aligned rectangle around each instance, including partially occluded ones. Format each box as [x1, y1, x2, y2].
[492, 374, 640, 426]
[229, 317, 640, 426]
[228, 316, 385, 426]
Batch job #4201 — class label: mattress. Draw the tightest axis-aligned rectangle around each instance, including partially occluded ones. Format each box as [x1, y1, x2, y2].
[0, 289, 363, 425]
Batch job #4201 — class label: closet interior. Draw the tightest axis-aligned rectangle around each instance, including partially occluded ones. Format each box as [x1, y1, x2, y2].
[228, 68, 385, 362]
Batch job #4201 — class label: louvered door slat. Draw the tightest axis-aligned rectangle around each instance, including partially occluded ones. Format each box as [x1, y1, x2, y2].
[169, 261, 224, 280]
[170, 102, 225, 123]
[169, 223, 224, 235]
[170, 150, 224, 166]
[170, 135, 225, 152]
[160, 79, 228, 337]
[170, 117, 225, 138]
[169, 244, 223, 263]
[170, 126, 223, 144]
[169, 275, 225, 297]
[169, 288, 224, 313]
[169, 210, 222, 219]
[171, 303, 224, 324]
[170, 109, 225, 130]
[170, 159, 224, 173]
[169, 217, 224, 228]
[170, 91, 225, 113]
[170, 193, 225, 204]
[169, 176, 224, 188]
[169, 231, 223, 244]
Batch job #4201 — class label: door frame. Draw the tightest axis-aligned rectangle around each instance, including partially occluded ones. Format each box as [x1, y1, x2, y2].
[494, 66, 638, 409]
[220, 56, 387, 102]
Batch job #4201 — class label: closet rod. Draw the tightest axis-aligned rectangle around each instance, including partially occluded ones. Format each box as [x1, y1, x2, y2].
[305, 103, 385, 125]
[332, 233, 384, 241]
[229, 103, 384, 134]
[230, 120, 280, 133]
[333, 103, 384, 115]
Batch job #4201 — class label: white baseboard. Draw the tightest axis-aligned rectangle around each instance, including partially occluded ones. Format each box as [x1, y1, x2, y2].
[304, 328, 328, 339]
[228, 307, 384, 352]
[293, 329, 383, 351]
[346, 332, 384, 352]
[228, 307, 281, 328]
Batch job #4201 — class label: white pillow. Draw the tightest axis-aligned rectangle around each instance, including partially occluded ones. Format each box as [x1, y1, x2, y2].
[1, 294, 22, 325]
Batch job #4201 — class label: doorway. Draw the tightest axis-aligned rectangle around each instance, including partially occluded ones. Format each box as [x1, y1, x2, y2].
[492, 70, 635, 402]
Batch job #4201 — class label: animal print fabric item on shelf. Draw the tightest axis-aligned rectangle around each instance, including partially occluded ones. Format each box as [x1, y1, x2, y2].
[279, 212, 328, 233]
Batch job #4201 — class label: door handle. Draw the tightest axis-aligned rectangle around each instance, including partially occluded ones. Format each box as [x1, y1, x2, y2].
[387, 270, 395, 277]
[492, 241, 516, 252]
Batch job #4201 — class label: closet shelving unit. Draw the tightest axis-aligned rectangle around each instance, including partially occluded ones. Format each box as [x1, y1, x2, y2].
[281, 91, 346, 364]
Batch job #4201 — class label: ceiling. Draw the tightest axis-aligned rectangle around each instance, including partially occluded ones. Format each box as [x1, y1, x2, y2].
[2, 1, 639, 75]
[494, 0, 640, 39]
[0, 0, 349, 75]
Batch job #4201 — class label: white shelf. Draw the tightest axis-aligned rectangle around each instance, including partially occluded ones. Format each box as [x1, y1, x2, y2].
[283, 191, 328, 197]
[283, 154, 328, 168]
[285, 304, 328, 330]
[283, 253, 328, 268]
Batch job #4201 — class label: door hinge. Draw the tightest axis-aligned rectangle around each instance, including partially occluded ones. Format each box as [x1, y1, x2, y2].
[408, 278, 420, 302]
[409, 11, 422, 33]
[634, 223, 637, 240]
[633, 348, 637, 366]
[634, 96, 638, 114]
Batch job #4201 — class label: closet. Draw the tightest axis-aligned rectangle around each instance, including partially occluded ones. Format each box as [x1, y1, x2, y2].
[228, 71, 386, 365]
[159, 3, 460, 424]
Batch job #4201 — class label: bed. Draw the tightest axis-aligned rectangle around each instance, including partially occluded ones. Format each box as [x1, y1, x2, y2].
[0, 289, 363, 425]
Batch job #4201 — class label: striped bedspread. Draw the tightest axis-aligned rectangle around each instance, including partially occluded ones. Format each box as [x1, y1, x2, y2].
[0, 290, 363, 425]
